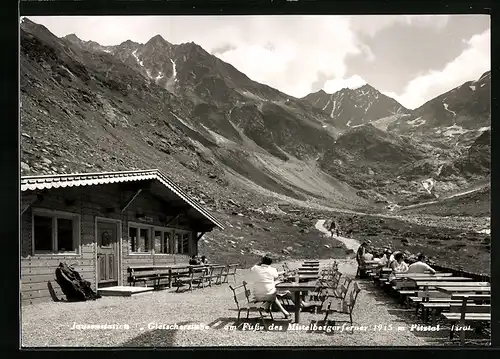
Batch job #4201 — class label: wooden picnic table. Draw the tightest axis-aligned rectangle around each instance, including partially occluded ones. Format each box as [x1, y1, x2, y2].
[298, 272, 318, 276]
[413, 281, 483, 289]
[450, 294, 491, 302]
[409, 277, 473, 283]
[299, 267, 319, 271]
[298, 274, 319, 281]
[449, 293, 491, 307]
[276, 281, 318, 323]
[395, 272, 453, 277]
[436, 286, 490, 295]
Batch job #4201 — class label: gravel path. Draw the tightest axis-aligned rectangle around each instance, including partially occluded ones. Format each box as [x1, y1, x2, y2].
[315, 219, 360, 251]
[21, 259, 431, 347]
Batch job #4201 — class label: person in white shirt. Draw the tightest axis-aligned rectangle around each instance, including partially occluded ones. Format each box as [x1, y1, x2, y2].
[250, 255, 311, 319]
[389, 250, 398, 264]
[250, 255, 291, 318]
[363, 251, 374, 262]
[407, 253, 436, 274]
[388, 252, 409, 282]
[377, 249, 392, 268]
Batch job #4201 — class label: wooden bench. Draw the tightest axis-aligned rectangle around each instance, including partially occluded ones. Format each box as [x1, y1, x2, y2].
[441, 298, 491, 345]
[222, 263, 239, 283]
[172, 265, 211, 292]
[127, 266, 174, 288]
[206, 265, 226, 286]
[410, 290, 458, 324]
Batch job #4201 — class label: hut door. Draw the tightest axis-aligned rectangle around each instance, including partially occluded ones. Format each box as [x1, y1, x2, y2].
[96, 220, 119, 287]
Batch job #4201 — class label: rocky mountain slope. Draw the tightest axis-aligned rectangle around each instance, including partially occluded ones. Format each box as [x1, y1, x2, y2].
[20, 18, 490, 217]
[317, 124, 442, 205]
[302, 84, 410, 129]
[65, 31, 340, 162]
[387, 71, 491, 148]
[20, 18, 372, 212]
[19, 18, 490, 275]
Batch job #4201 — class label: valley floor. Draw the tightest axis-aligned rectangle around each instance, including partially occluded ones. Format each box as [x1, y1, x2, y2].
[21, 258, 469, 347]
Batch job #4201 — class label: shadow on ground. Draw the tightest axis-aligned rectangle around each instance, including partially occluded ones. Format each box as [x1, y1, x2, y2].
[121, 321, 194, 346]
[122, 328, 178, 347]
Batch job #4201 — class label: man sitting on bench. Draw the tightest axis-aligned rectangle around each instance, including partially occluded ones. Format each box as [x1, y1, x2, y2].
[407, 253, 436, 274]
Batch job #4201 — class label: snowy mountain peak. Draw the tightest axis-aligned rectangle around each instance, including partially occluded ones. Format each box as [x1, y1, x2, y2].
[302, 83, 409, 129]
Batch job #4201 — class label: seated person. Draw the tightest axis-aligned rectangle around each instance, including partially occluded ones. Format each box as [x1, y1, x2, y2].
[376, 249, 392, 268]
[383, 249, 393, 267]
[355, 240, 371, 277]
[389, 250, 399, 264]
[189, 255, 200, 265]
[407, 253, 436, 274]
[250, 255, 311, 319]
[388, 252, 409, 282]
[200, 255, 209, 265]
[363, 252, 374, 261]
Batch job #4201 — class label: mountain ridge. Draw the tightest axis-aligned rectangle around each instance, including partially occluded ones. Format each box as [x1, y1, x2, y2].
[302, 83, 410, 129]
[20, 18, 490, 216]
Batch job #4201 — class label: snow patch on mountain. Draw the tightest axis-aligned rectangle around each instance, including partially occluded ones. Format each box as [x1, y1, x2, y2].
[443, 103, 456, 117]
[435, 164, 444, 177]
[330, 100, 337, 118]
[322, 98, 331, 111]
[365, 101, 373, 113]
[132, 49, 144, 67]
[421, 178, 435, 194]
[407, 116, 426, 127]
[155, 71, 164, 83]
[469, 85, 476, 91]
[170, 59, 177, 82]
[442, 124, 468, 137]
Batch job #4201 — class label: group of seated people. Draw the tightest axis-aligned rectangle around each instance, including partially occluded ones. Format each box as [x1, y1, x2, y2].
[250, 255, 313, 319]
[356, 240, 436, 282]
[189, 255, 209, 265]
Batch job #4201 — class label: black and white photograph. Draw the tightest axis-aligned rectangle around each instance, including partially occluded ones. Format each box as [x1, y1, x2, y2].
[19, 13, 491, 347]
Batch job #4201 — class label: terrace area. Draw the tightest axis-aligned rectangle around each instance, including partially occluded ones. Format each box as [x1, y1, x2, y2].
[21, 258, 487, 347]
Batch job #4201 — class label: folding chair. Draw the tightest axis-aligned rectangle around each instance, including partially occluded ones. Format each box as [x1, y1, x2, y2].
[229, 281, 274, 324]
[323, 282, 362, 326]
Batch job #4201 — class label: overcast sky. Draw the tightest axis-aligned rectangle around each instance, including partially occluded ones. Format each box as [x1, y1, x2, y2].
[25, 15, 490, 109]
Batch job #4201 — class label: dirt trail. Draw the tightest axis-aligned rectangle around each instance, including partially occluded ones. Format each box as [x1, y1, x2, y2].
[398, 185, 488, 210]
[315, 219, 360, 252]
